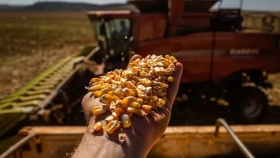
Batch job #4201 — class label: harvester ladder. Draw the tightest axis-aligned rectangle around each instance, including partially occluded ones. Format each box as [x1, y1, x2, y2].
[214, 118, 255, 158]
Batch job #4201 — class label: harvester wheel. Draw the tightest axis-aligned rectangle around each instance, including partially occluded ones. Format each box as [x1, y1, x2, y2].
[230, 86, 268, 124]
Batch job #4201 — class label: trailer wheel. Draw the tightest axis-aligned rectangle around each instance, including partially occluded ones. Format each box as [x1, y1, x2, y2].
[230, 86, 268, 124]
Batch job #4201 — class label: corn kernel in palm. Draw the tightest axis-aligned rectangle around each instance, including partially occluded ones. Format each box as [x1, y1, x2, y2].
[92, 122, 102, 133]
[167, 76, 174, 82]
[127, 107, 137, 113]
[93, 88, 110, 98]
[150, 96, 158, 102]
[112, 88, 123, 99]
[114, 75, 121, 81]
[135, 109, 146, 117]
[140, 71, 151, 78]
[130, 65, 138, 73]
[88, 85, 104, 92]
[156, 98, 166, 109]
[136, 98, 143, 104]
[112, 95, 121, 102]
[105, 120, 118, 135]
[114, 107, 123, 116]
[159, 82, 168, 89]
[112, 112, 119, 120]
[100, 94, 113, 105]
[130, 102, 141, 109]
[141, 105, 152, 113]
[125, 111, 133, 117]
[118, 97, 132, 108]
[92, 105, 107, 115]
[127, 81, 137, 89]
[123, 88, 135, 97]
[139, 78, 152, 87]
[121, 114, 131, 128]
[90, 78, 102, 83]
[104, 76, 112, 84]
[105, 115, 114, 122]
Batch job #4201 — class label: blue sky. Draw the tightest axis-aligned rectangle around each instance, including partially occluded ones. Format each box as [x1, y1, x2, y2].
[1, 0, 280, 11]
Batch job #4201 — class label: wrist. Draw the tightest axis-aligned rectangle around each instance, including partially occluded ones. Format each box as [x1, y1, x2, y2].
[72, 127, 148, 158]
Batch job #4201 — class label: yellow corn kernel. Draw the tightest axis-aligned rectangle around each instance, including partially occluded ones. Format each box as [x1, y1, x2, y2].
[142, 68, 149, 72]
[112, 112, 119, 119]
[92, 105, 107, 115]
[112, 95, 121, 102]
[135, 109, 146, 117]
[104, 77, 112, 84]
[109, 101, 117, 111]
[117, 97, 132, 108]
[90, 78, 102, 83]
[125, 111, 133, 117]
[88, 85, 104, 92]
[139, 78, 152, 87]
[162, 96, 167, 102]
[127, 81, 137, 89]
[120, 78, 128, 87]
[150, 95, 158, 102]
[130, 102, 141, 109]
[112, 88, 123, 99]
[156, 98, 166, 109]
[105, 113, 118, 122]
[147, 100, 156, 107]
[130, 66, 138, 73]
[136, 98, 143, 104]
[154, 67, 165, 76]
[114, 75, 121, 81]
[114, 107, 123, 116]
[159, 82, 168, 89]
[138, 93, 149, 100]
[105, 115, 114, 122]
[105, 120, 119, 134]
[121, 114, 132, 128]
[141, 105, 152, 114]
[108, 91, 114, 96]
[92, 122, 102, 133]
[123, 88, 135, 97]
[165, 68, 173, 75]
[116, 121, 121, 130]
[167, 76, 174, 82]
[93, 88, 110, 98]
[100, 94, 113, 105]
[127, 107, 137, 113]
[140, 71, 151, 78]
[125, 70, 134, 78]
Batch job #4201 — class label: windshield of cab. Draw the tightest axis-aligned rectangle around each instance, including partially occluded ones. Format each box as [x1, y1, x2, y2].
[92, 18, 131, 62]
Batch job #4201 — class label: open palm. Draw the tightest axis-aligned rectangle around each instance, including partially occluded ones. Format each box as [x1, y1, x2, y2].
[81, 54, 183, 154]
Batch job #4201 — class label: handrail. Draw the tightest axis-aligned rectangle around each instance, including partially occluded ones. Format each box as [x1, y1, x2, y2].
[0, 133, 36, 158]
[213, 118, 255, 158]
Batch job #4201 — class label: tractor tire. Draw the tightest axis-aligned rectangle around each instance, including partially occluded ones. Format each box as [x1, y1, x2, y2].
[229, 86, 268, 124]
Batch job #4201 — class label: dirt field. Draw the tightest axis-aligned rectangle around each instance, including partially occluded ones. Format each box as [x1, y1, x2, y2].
[0, 12, 95, 99]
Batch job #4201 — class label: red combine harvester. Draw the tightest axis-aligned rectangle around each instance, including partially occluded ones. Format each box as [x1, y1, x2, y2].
[88, 0, 280, 124]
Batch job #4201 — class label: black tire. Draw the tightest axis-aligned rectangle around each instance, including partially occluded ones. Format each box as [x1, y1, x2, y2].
[229, 86, 268, 124]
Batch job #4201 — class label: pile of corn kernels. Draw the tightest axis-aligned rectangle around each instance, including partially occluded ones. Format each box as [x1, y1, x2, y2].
[87, 54, 177, 135]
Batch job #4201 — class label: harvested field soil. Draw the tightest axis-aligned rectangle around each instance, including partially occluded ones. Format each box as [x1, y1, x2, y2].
[0, 12, 95, 99]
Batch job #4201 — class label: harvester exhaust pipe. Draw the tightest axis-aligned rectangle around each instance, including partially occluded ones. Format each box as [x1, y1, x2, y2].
[167, 0, 184, 35]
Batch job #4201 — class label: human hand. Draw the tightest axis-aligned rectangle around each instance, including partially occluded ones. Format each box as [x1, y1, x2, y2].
[72, 55, 183, 158]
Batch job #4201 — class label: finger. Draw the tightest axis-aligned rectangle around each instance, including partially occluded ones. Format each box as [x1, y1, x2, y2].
[82, 92, 101, 121]
[166, 62, 183, 110]
[128, 54, 142, 65]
